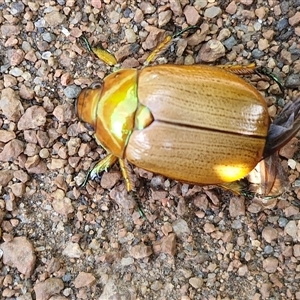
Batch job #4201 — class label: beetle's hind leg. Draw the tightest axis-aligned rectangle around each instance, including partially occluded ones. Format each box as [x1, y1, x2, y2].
[255, 66, 284, 94]
[217, 63, 284, 93]
[217, 62, 257, 75]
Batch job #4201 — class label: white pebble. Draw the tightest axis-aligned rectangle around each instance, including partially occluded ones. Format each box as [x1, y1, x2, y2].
[288, 159, 297, 169]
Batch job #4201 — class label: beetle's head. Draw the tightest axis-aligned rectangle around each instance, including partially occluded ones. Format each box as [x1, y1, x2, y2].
[76, 83, 102, 127]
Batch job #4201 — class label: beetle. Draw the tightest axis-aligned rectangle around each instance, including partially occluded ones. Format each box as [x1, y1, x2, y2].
[77, 32, 300, 197]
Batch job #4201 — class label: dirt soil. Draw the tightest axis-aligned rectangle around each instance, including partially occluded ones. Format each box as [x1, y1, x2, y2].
[1, 0, 300, 299]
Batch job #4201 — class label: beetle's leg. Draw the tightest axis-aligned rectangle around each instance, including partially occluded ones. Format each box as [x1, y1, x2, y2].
[81, 153, 118, 187]
[263, 98, 300, 157]
[255, 66, 284, 94]
[217, 63, 284, 93]
[246, 153, 287, 198]
[220, 152, 287, 199]
[119, 158, 135, 192]
[217, 63, 257, 75]
[119, 159, 148, 219]
[80, 36, 117, 66]
[144, 35, 173, 66]
[144, 26, 198, 65]
[219, 180, 248, 196]
[130, 190, 147, 220]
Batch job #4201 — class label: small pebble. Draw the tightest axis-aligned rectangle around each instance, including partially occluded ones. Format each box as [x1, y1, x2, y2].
[158, 10, 172, 27]
[284, 220, 298, 241]
[169, 0, 182, 16]
[34, 278, 64, 300]
[172, 219, 191, 237]
[10, 2, 25, 15]
[197, 39, 225, 62]
[125, 28, 137, 43]
[264, 245, 274, 254]
[0, 237, 36, 276]
[140, 2, 156, 14]
[285, 74, 300, 89]
[42, 32, 56, 42]
[223, 36, 237, 50]
[44, 11, 66, 26]
[184, 5, 201, 25]
[9, 67, 24, 77]
[276, 18, 289, 31]
[231, 220, 242, 229]
[63, 85, 82, 98]
[62, 242, 83, 258]
[226, 1, 237, 14]
[262, 226, 278, 243]
[251, 48, 264, 59]
[289, 11, 300, 26]
[189, 277, 203, 289]
[204, 6, 221, 18]
[121, 257, 134, 266]
[74, 272, 96, 288]
[263, 257, 278, 273]
[130, 243, 153, 259]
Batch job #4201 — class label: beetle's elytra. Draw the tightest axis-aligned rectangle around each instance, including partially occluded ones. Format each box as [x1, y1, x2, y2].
[77, 35, 300, 197]
[77, 64, 270, 187]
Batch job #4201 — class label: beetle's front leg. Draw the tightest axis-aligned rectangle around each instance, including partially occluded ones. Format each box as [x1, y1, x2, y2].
[81, 153, 118, 186]
[80, 36, 118, 66]
[144, 26, 198, 65]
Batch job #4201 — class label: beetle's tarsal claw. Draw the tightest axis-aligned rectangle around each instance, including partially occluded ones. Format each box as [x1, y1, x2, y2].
[89, 170, 99, 180]
[89, 165, 106, 180]
[79, 154, 118, 188]
[172, 25, 199, 39]
[130, 190, 147, 220]
[112, 64, 121, 72]
[79, 169, 93, 187]
[79, 36, 92, 52]
[79, 167, 104, 187]
[256, 67, 284, 94]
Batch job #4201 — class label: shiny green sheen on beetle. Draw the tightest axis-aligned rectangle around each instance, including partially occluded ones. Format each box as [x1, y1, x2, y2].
[77, 36, 300, 197]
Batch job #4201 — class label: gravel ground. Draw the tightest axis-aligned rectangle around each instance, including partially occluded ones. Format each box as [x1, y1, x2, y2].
[1, 0, 300, 299]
